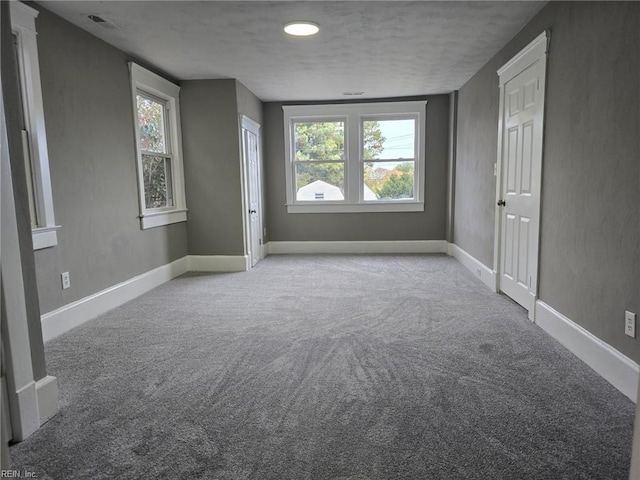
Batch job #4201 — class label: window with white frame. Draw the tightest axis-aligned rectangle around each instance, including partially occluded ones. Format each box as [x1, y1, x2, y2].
[129, 63, 187, 229]
[283, 101, 427, 213]
[11, 2, 59, 249]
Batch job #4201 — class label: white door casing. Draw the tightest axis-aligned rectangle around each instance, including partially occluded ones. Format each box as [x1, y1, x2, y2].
[240, 116, 262, 268]
[1, 91, 40, 441]
[494, 31, 550, 319]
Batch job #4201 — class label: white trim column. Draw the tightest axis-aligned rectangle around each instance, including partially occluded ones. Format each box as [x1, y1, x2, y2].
[0, 2, 7, 464]
[1, 97, 39, 440]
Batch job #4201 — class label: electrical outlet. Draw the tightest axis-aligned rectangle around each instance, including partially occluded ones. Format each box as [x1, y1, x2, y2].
[61, 272, 70, 290]
[625, 311, 636, 338]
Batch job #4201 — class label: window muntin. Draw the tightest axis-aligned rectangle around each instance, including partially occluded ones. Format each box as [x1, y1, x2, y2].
[293, 120, 346, 202]
[283, 101, 426, 213]
[129, 63, 187, 229]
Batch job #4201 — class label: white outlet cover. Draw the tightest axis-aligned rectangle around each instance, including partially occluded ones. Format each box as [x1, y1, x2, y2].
[625, 311, 636, 338]
[61, 272, 70, 290]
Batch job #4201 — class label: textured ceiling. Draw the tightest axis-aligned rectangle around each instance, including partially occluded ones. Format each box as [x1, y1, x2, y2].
[38, 1, 545, 101]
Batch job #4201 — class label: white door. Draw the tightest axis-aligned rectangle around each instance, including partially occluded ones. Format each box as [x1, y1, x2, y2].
[241, 117, 262, 267]
[495, 32, 549, 317]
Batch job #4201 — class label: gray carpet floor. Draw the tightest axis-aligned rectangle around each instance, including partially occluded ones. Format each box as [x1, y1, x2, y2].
[10, 254, 635, 479]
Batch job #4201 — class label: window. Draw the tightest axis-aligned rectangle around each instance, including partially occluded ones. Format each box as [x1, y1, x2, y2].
[283, 101, 427, 213]
[129, 63, 187, 229]
[293, 120, 345, 202]
[11, 2, 59, 249]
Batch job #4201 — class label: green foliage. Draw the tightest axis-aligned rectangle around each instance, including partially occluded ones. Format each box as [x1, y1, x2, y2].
[137, 95, 165, 153]
[364, 162, 414, 199]
[377, 169, 414, 199]
[295, 122, 344, 161]
[363, 163, 387, 194]
[142, 155, 170, 209]
[294, 121, 385, 190]
[137, 95, 171, 208]
[296, 163, 344, 190]
[395, 162, 414, 173]
[362, 121, 385, 160]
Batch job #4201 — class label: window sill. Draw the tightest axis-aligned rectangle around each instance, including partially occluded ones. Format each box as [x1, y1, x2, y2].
[286, 202, 424, 214]
[140, 209, 187, 229]
[33, 226, 60, 250]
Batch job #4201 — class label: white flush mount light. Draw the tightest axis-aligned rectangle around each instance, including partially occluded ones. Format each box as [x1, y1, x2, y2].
[284, 21, 319, 37]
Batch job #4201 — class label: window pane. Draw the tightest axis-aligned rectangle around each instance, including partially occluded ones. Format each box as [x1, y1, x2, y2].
[294, 121, 345, 161]
[137, 94, 167, 154]
[21, 131, 38, 227]
[363, 161, 415, 200]
[363, 119, 415, 160]
[15, 35, 38, 227]
[296, 163, 345, 201]
[143, 154, 173, 209]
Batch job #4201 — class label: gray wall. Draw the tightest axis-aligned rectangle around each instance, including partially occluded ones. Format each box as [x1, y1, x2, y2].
[181, 80, 245, 256]
[33, 5, 188, 314]
[263, 95, 449, 242]
[236, 80, 263, 125]
[236, 80, 267, 245]
[454, 60, 499, 266]
[453, 2, 640, 362]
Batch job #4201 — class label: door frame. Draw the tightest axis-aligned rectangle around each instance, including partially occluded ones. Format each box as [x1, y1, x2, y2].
[493, 30, 550, 319]
[239, 114, 263, 268]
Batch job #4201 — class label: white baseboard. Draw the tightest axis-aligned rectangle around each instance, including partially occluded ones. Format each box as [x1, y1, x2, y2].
[40, 255, 248, 342]
[446, 243, 497, 291]
[187, 255, 249, 272]
[7, 375, 59, 441]
[267, 240, 447, 255]
[36, 375, 59, 426]
[445, 244, 638, 402]
[10, 381, 39, 441]
[41, 257, 189, 342]
[535, 300, 639, 403]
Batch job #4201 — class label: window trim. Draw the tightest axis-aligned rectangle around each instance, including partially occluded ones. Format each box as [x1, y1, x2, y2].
[11, 2, 60, 249]
[283, 101, 427, 213]
[129, 62, 187, 229]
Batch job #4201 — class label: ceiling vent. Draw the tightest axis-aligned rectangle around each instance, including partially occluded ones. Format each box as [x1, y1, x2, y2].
[87, 14, 121, 30]
[343, 92, 364, 96]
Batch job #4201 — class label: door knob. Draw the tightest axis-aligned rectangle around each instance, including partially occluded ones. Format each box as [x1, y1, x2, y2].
[249, 209, 257, 214]
[497, 200, 506, 207]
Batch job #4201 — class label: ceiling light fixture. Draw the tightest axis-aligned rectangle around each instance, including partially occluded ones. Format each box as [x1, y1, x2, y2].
[284, 21, 319, 37]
